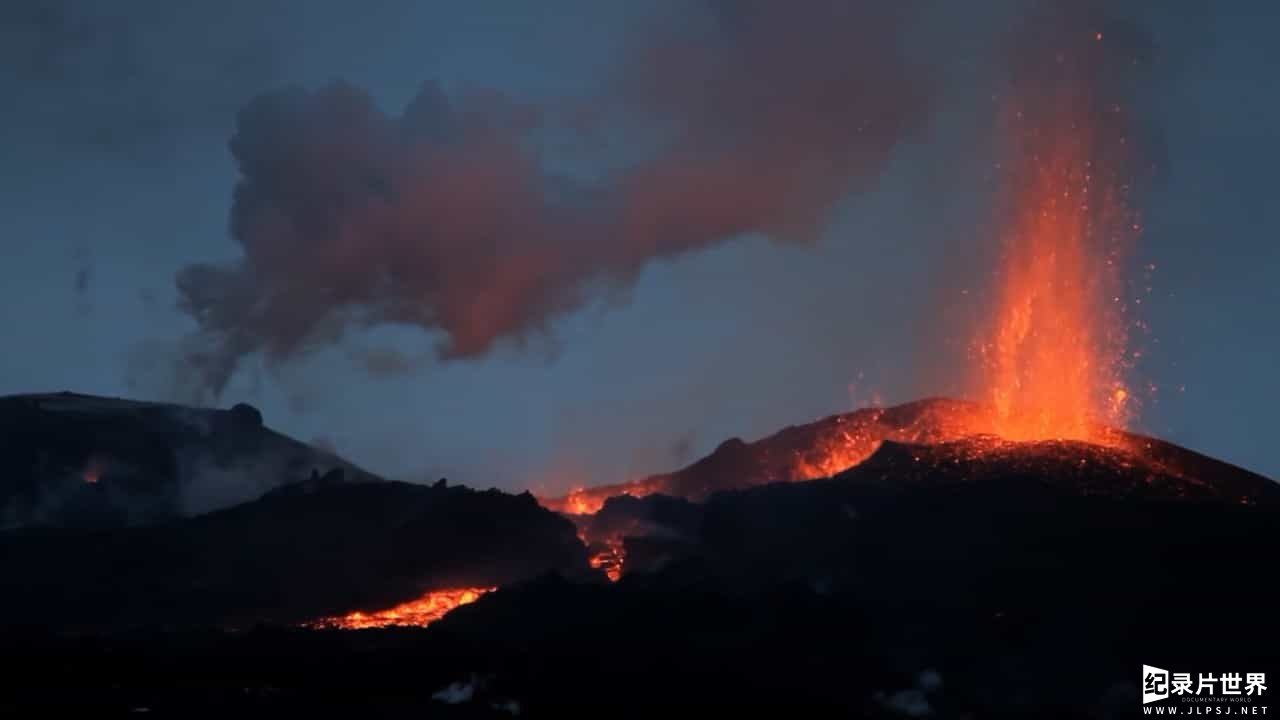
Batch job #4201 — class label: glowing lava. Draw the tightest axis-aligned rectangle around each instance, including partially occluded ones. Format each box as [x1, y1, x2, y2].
[540, 399, 992, 514]
[550, 478, 665, 516]
[970, 61, 1139, 445]
[564, 489, 604, 516]
[588, 536, 626, 582]
[304, 587, 493, 630]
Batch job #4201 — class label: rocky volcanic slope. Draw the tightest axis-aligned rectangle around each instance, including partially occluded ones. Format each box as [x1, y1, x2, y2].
[2, 397, 1277, 716]
[546, 396, 1271, 514]
[0, 479, 588, 632]
[0, 392, 379, 529]
[545, 397, 989, 512]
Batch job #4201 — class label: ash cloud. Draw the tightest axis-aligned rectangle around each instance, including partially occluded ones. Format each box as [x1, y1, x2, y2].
[174, 2, 934, 396]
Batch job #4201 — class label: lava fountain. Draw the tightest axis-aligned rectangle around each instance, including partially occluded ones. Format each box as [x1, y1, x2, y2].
[970, 61, 1141, 446]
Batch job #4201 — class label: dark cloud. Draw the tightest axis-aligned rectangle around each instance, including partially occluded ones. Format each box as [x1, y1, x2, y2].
[175, 2, 934, 396]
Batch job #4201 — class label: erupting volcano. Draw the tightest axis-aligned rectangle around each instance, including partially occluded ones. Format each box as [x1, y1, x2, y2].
[545, 54, 1170, 590]
[6, 2, 1277, 715]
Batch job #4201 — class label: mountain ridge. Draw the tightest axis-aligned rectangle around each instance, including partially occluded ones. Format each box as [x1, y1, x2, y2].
[546, 396, 1276, 514]
[0, 390, 383, 530]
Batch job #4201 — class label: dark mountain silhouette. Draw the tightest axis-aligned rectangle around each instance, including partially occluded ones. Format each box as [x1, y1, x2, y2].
[0, 391, 381, 530]
[0, 480, 586, 632]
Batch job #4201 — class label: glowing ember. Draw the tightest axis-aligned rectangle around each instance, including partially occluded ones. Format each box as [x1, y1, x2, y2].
[547, 479, 664, 516]
[564, 488, 603, 516]
[970, 84, 1138, 445]
[304, 587, 493, 630]
[588, 537, 626, 582]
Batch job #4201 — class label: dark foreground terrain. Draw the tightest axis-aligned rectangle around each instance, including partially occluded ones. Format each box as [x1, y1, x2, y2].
[1, 398, 1277, 717]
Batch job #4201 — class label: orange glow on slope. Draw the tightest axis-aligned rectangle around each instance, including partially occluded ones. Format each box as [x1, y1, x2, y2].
[537, 401, 991, 514]
[304, 587, 493, 630]
[548, 478, 665, 516]
[971, 89, 1138, 445]
[565, 489, 601, 516]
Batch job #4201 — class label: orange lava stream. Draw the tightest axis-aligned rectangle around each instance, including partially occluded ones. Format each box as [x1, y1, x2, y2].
[304, 587, 493, 630]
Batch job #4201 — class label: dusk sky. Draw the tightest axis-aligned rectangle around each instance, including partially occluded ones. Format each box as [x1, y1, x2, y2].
[3, 0, 1277, 491]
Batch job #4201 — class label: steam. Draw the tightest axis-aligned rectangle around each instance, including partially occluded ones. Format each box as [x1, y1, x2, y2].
[173, 445, 304, 516]
[174, 2, 932, 396]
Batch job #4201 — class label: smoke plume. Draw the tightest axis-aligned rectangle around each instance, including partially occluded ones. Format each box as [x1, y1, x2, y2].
[175, 2, 932, 396]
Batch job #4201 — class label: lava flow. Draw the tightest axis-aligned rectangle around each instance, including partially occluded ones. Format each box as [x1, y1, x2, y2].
[305, 587, 493, 630]
[587, 536, 626, 582]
